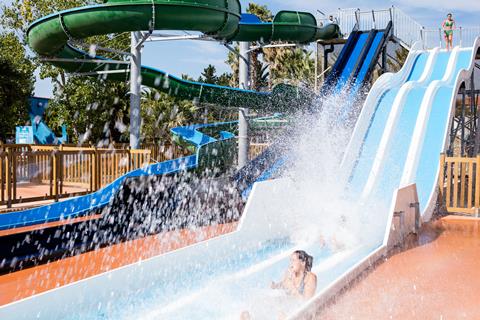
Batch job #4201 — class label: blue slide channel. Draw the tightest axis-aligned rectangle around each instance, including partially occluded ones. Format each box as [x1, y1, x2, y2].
[414, 50, 472, 210]
[347, 52, 429, 196]
[253, 28, 392, 190]
[0, 122, 234, 230]
[336, 32, 370, 90]
[354, 31, 385, 88]
[367, 51, 451, 205]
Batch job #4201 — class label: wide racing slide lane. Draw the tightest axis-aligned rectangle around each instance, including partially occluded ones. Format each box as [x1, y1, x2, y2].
[345, 39, 480, 222]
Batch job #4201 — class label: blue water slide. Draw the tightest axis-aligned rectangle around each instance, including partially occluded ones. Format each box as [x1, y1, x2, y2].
[335, 32, 371, 90]
[347, 51, 429, 195]
[366, 51, 452, 204]
[322, 30, 361, 90]
[29, 97, 68, 144]
[346, 40, 479, 221]
[409, 49, 475, 214]
[0, 121, 235, 231]
[353, 32, 384, 88]
[254, 25, 393, 189]
[0, 114, 286, 231]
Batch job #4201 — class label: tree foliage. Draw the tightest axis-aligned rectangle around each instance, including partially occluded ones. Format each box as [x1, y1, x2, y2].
[197, 64, 232, 86]
[0, 0, 315, 145]
[0, 32, 35, 141]
[265, 47, 315, 87]
[226, 2, 315, 91]
[387, 46, 409, 72]
[46, 77, 129, 146]
[141, 89, 200, 143]
[1, 0, 90, 88]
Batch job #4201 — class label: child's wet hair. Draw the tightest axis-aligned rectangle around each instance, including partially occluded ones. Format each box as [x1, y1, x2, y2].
[294, 250, 313, 271]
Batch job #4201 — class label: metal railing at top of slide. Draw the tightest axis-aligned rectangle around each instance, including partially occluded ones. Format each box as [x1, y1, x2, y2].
[421, 26, 480, 50]
[334, 7, 480, 50]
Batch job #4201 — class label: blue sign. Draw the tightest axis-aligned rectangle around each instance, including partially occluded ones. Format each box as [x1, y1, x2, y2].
[16, 126, 34, 144]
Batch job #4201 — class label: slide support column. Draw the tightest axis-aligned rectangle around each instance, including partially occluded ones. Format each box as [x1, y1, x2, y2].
[238, 41, 250, 168]
[130, 31, 142, 149]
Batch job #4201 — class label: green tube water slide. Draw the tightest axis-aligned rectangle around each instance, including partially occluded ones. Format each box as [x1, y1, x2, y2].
[27, 0, 340, 110]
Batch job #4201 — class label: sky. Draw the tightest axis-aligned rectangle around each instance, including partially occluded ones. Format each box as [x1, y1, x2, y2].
[2, 0, 478, 97]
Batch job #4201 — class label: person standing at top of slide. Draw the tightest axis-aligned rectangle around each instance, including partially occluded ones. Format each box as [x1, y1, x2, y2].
[442, 13, 456, 51]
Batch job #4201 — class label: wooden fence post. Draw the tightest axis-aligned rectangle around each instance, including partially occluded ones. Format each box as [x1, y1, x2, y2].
[52, 150, 59, 202]
[475, 154, 480, 209]
[128, 148, 132, 172]
[0, 152, 3, 204]
[58, 146, 64, 196]
[90, 149, 95, 191]
[5, 148, 11, 208]
[438, 153, 445, 204]
[12, 150, 17, 204]
[93, 147, 100, 191]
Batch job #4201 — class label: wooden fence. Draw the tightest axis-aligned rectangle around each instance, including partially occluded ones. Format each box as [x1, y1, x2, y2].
[439, 154, 480, 215]
[0, 141, 269, 209]
[0, 145, 151, 208]
[249, 143, 270, 160]
[143, 143, 191, 163]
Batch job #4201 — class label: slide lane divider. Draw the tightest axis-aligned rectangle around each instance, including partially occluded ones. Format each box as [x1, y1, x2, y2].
[339, 42, 423, 185]
[360, 47, 440, 199]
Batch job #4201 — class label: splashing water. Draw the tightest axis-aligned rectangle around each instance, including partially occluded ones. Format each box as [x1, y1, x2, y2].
[8, 87, 388, 320]
[276, 87, 372, 249]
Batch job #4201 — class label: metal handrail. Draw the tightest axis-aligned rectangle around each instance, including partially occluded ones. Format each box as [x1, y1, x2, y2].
[335, 6, 480, 49]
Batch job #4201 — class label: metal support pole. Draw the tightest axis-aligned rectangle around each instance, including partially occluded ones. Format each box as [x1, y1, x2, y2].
[315, 42, 319, 93]
[381, 45, 387, 74]
[472, 71, 480, 155]
[371, 10, 376, 30]
[438, 28, 442, 48]
[461, 88, 466, 156]
[130, 31, 142, 149]
[238, 41, 250, 168]
[324, 45, 334, 77]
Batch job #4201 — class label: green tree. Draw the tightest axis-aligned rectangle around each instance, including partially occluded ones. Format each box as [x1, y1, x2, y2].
[216, 72, 232, 86]
[46, 77, 129, 145]
[197, 64, 232, 87]
[0, 32, 35, 141]
[226, 2, 315, 91]
[1, 0, 90, 89]
[246, 3, 272, 91]
[141, 89, 199, 143]
[198, 64, 218, 84]
[2, 0, 136, 144]
[267, 47, 315, 87]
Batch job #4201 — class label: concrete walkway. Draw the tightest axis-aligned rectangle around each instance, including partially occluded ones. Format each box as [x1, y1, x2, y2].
[319, 216, 480, 319]
[0, 183, 88, 212]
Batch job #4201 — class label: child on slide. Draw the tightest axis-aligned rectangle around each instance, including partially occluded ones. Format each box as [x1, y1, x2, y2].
[240, 250, 317, 319]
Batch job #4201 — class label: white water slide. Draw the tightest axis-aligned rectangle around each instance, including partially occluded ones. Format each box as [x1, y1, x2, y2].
[1, 39, 479, 319]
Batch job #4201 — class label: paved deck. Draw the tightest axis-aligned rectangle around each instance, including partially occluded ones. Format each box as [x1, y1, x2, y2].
[319, 215, 480, 319]
[0, 183, 88, 212]
[0, 223, 237, 306]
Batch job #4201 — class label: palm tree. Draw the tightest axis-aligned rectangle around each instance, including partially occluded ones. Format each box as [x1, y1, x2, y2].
[246, 3, 272, 91]
[226, 2, 315, 91]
